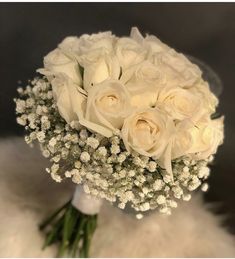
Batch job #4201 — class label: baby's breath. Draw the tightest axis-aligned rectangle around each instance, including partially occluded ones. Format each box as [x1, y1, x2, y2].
[15, 77, 213, 215]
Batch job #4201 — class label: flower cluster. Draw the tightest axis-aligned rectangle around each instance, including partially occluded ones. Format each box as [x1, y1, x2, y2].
[15, 28, 224, 215]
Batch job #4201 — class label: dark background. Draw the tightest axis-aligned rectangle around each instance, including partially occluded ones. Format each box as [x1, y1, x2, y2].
[1, 3, 235, 233]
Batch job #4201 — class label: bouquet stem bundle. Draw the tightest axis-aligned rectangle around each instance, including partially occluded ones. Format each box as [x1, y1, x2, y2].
[39, 200, 97, 258]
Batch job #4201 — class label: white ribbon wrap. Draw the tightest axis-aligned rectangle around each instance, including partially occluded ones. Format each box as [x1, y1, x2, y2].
[72, 185, 102, 215]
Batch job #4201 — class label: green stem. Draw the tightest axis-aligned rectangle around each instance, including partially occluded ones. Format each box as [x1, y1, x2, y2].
[82, 216, 97, 258]
[71, 218, 86, 257]
[39, 200, 71, 230]
[40, 200, 98, 258]
[42, 216, 64, 249]
[85, 220, 92, 258]
[57, 204, 73, 257]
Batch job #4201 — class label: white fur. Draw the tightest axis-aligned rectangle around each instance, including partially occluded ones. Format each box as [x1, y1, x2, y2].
[0, 137, 234, 257]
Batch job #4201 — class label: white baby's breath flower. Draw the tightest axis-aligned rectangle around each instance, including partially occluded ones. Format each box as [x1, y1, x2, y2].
[51, 163, 59, 173]
[17, 87, 24, 94]
[49, 137, 57, 147]
[16, 115, 27, 126]
[70, 134, 79, 143]
[36, 105, 43, 115]
[41, 115, 48, 123]
[159, 206, 169, 214]
[97, 146, 107, 157]
[142, 187, 149, 195]
[156, 195, 166, 205]
[52, 155, 61, 163]
[172, 186, 183, 198]
[65, 170, 72, 178]
[42, 149, 50, 158]
[182, 194, 192, 201]
[47, 91, 53, 99]
[80, 152, 90, 162]
[79, 129, 88, 140]
[141, 202, 150, 211]
[136, 213, 143, 220]
[148, 161, 157, 172]
[201, 183, 209, 192]
[198, 166, 210, 178]
[16, 100, 26, 113]
[72, 173, 82, 184]
[86, 137, 99, 149]
[110, 144, 120, 154]
[128, 170, 135, 177]
[117, 153, 126, 163]
[51, 172, 62, 183]
[188, 176, 201, 191]
[61, 147, 69, 158]
[168, 200, 178, 208]
[37, 131, 46, 143]
[26, 98, 35, 107]
[153, 179, 163, 191]
[118, 203, 126, 209]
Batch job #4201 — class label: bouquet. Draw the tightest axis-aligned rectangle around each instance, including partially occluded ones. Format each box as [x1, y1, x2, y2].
[15, 27, 224, 257]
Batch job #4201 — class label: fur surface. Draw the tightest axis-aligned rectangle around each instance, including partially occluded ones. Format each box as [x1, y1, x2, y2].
[0, 137, 235, 257]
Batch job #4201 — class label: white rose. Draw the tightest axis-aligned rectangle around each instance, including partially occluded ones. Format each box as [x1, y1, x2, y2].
[51, 74, 86, 124]
[151, 49, 202, 87]
[130, 27, 170, 54]
[156, 86, 204, 122]
[58, 36, 81, 58]
[170, 120, 194, 159]
[144, 34, 170, 54]
[120, 61, 167, 110]
[159, 116, 224, 179]
[78, 31, 115, 55]
[188, 80, 218, 114]
[121, 60, 167, 91]
[130, 90, 158, 110]
[130, 27, 144, 43]
[169, 116, 224, 162]
[79, 50, 120, 91]
[38, 48, 82, 85]
[122, 108, 175, 158]
[85, 80, 132, 135]
[115, 37, 146, 69]
[52, 74, 113, 138]
[188, 116, 224, 159]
